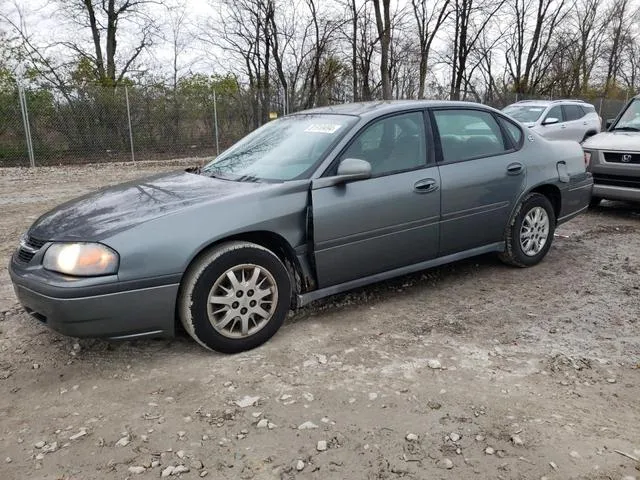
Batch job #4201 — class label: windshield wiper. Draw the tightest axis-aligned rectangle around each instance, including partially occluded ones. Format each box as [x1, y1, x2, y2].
[185, 165, 202, 174]
[611, 126, 640, 132]
[236, 174, 261, 182]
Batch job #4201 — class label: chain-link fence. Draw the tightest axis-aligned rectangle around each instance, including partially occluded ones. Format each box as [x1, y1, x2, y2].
[0, 82, 271, 167]
[0, 82, 634, 168]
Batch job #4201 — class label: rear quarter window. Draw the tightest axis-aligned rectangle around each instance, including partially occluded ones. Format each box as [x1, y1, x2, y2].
[498, 117, 523, 149]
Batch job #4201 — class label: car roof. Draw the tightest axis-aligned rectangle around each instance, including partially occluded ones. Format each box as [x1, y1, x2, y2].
[507, 99, 591, 108]
[294, 100, 502, 119]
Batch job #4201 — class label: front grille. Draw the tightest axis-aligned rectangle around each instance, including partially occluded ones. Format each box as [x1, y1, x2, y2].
[17, 249, 36, 263]
[26, 236, 47, 249]
[593, 173, 640, 189]
[15, 235, 48, 264]
[603, 152, 640, 164]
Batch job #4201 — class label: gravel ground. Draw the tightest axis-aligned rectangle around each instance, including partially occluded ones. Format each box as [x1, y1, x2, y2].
[0, 162, 639, 480]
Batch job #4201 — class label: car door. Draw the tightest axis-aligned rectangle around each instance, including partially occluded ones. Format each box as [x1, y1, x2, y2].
[311, 110, 441, 288]
[541, 105, 567, 140]
[562, 105, 587, 142]
[431, 108, 527, 256]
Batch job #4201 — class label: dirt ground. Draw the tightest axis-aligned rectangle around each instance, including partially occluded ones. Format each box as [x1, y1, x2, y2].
[0, 162, 639, 480]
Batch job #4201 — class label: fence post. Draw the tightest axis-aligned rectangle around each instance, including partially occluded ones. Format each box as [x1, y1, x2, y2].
[213, 90, 220, 156]
[125, 86, 135, 162]
[17, 82, 36, 167]
[598, 97, 603, 117]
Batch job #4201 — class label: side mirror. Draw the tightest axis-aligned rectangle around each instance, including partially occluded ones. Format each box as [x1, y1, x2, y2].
[543, 117, 559, 126]
[336, 158, 372, 177]
[606, 118, 615, 129]
[312, 158, 372, 189]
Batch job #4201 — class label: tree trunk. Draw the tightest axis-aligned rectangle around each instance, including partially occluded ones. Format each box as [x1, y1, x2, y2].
[372, 0, 392, 99]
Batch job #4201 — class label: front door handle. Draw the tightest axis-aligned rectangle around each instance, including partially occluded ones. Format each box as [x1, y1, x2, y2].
[414, 178, 438, 194]
[507, 162, 524, 175]
[561, 124, 567, 129]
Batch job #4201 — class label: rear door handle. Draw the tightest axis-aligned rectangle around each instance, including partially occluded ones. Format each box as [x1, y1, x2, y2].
[506, 162, 524, 175]
[414, 178, 438, 194]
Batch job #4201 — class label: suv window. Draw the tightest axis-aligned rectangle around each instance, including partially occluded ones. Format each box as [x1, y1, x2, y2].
[564, 105, 585, 121]
[339, 111, 427, 176]
[545, 106, 564, 123]
[433, 109, 508, 162]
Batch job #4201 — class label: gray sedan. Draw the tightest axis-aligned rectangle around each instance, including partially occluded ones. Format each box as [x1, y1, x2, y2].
[9, 101, 593, 353]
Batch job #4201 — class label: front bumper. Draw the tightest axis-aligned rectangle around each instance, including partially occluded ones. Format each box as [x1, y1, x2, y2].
[10, 260, 178, 340]
[592, 184, 640, 202]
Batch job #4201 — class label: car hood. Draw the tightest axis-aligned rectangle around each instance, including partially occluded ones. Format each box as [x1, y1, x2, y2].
[28, 171, 273, 241]
[582, 131, 640, 151]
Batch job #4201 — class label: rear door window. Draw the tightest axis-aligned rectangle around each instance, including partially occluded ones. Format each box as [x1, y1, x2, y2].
[564, 105, 585, 121]
[433, 109, 509, 163]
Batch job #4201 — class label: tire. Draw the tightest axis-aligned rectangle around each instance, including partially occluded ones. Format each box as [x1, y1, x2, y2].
[499, 193, 556, 268]
[178, 241, 292, 353]
[589, 196, 602, 208]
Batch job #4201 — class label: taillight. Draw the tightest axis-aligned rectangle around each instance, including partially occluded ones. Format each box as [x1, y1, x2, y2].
[583, 151, 591, 168]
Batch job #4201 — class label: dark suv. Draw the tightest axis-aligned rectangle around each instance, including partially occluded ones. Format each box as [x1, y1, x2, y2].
[583, 94, 640, 205]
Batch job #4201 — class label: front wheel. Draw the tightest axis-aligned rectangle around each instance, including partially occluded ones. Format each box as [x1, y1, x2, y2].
[178, 241, 292, 353]
[589, 196, 602, 208]
[499, 193, 556, 268]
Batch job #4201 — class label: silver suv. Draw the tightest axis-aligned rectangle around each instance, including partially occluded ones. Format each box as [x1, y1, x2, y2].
[583, 94, 640, 205]
[503, 100, 601, 143]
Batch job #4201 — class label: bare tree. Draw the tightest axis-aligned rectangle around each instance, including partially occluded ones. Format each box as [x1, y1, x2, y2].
[67, 0, 159, 85]
[202, 0, 275, 126]
[165, 1, 190, 92]
[355, 1, 378, 100]
[2, 0, 159, 87]
[448, 0, 505, 100]
[602, 0, 640, 95]
[504, 0, 571, 95]
[410, 0, 450, 98]
[372, 0, 391, 99]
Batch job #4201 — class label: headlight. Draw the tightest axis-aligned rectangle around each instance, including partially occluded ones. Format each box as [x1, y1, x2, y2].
[583, 151, 592, 168]
[43, 243, 119, 276]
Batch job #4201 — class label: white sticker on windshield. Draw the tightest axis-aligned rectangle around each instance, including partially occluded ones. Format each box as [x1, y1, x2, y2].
[304, 124, 342, 134]
[528, 108, 544, 111]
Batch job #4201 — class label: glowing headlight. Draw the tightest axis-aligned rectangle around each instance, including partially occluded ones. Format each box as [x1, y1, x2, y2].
[43, 243, 119, 276]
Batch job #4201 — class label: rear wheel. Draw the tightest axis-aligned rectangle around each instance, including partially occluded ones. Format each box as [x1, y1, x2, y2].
[178, 241, 292, 353]
[500, 193, 556, 267]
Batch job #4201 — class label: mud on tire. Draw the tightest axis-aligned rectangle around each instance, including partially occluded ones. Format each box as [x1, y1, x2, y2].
[499, 193, 556, 268]
[178, 241, 292, 353]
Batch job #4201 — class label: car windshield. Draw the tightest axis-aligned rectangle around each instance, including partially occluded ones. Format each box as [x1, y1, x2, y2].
[502, 105, 546, 123]
[612, 98, 640, 131]
[201, 114, 357, 181]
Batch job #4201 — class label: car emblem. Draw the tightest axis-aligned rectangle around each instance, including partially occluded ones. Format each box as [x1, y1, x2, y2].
[622, 154, 632, 163]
